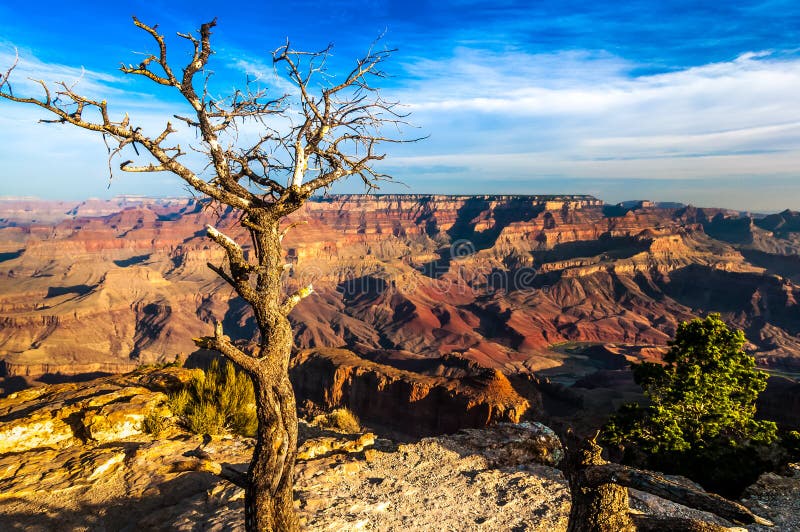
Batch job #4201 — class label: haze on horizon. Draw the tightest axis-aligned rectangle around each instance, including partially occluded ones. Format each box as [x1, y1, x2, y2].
[1, 0, 799, 212]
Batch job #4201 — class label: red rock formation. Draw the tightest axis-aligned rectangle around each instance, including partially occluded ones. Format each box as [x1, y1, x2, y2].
[289, 348, 536, 435]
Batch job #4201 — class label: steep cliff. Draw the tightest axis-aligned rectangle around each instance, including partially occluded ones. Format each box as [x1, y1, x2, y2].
[289, 348, 536, 435]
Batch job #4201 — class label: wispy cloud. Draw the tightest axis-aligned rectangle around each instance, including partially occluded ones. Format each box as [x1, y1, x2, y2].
[0, 44, 121, 98]
[381, 49, 800, 179]
[226, 55, 298, 97]
[0, 44, 227, 197]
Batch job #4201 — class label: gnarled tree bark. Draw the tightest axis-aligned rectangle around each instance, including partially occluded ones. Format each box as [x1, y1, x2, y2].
[563, 432, 635, 532]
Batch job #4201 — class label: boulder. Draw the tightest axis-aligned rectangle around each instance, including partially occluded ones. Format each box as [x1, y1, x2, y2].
[0, 367, 195, 453]
[0, 405, 79, 453]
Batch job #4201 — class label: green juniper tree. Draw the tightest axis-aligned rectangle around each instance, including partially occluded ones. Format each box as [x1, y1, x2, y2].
[604, 314, 777, 493]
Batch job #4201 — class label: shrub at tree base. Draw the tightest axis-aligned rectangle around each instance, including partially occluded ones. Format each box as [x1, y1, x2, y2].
[785, 430, 800, 456]
[603, 314, 778, 496]
[169, 359, 257, 437]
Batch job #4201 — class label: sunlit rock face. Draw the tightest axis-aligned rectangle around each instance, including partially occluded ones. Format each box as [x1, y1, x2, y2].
[0, 366, 193, 453]
[0, 195, 798, 384]
[0, 367, 568, 531]
[289, 347, 538, 436]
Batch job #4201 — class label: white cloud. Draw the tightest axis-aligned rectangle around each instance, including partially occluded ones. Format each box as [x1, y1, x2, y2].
[0, 45, 217, 198]
[229, 56, 299, 97]
[401, 50, 800, 125]
[0, 45, 119, 96]
[0, 45, 318, 198]
[383, 48, 800, 191]
[385, 149, 800, 180]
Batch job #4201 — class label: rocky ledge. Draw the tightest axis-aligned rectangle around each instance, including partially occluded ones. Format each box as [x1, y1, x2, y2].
[0, 367, 798, 531]
[0, 366, 193, 453]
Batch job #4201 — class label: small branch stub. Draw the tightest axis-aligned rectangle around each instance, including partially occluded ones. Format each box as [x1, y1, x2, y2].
[193, 321, 257, 374]
[281, 284, 313, 315]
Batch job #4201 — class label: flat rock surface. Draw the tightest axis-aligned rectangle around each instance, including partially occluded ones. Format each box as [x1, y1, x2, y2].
[2, 426, 798, 531]
[295, 436, 570, 531]
[740, 463, 800, 532]
[0, 417, 571, 531]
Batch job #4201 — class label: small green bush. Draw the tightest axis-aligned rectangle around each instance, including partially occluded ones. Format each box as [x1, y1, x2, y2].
[186, 400, 225, 435]
[167, 388, 190, 416]
[141, 409, 168, 435]
[169, 358, 257, 437]
[316, 407, 361, 433]
[783, 430, 800, 457]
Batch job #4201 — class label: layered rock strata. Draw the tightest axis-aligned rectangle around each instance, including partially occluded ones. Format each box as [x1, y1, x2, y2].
[0, 195, 797, 381]
[290, 348, 537, 435]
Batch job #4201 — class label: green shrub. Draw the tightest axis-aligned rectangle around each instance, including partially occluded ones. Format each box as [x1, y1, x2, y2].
[186, 400, 225, 435]
[783, 430, 800, 457]
[604, 314, 776, 454]
[141, 409, 169, 435]
[316, 407, 361, 433]
[169, 358, 257, 437]
[167, 388, 190, 416]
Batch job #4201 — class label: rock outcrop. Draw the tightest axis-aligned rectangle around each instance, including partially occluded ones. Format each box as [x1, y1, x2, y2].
[740, 463, 800, 532]
[290, 348, 537, 436]
[0, 368, 796, 531]
[0, 366, 193, 453]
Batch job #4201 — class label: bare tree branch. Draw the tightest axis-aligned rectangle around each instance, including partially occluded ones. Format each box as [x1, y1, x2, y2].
[279, 220, 307, 242]
[192, 322, 258, 374]
[280, 284, 314, 316]
[120, 161, 169, 172]
[204, 224, 259, 301]
[120, 17, 179, 86]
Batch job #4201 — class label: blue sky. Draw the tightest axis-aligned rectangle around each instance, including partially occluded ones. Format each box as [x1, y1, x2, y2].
[1, 0, 800, 211]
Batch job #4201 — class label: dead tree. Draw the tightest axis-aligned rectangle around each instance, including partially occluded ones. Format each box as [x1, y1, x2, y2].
[0, 17, 409, 531]
[562, 431, 635, 531]
[561, 432, 774, 531]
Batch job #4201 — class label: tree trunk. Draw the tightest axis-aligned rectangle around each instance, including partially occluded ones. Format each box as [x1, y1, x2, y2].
[242, 215, 302, 531]
[246, 368, 300, 531]
[632, 515, 732, 531]
[563, 433, 635, 532]
[581, 462, 773, 527]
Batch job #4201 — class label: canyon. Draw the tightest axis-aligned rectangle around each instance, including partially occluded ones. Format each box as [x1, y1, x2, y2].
[0, 194, 798, 431]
